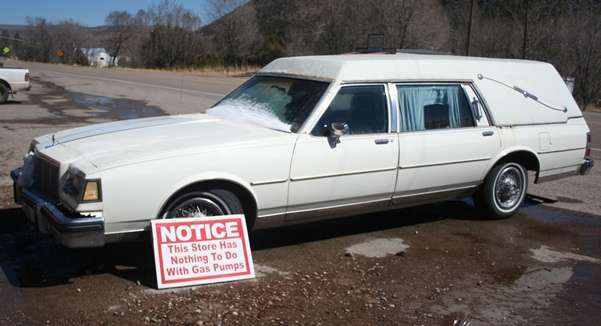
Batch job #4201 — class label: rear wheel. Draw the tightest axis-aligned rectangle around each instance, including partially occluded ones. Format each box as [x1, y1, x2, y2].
[0, 83, 9, 104]
[474, 161, 528, 219]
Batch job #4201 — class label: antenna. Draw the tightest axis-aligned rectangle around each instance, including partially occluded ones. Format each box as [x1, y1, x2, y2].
[477, 73, 567, 113]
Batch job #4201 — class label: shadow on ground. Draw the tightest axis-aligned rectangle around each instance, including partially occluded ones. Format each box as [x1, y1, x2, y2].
[1, 100, 23, 105]
[0, 199, 502, 289]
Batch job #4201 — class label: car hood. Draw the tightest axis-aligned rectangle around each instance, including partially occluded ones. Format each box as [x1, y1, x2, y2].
[35, 114, 293, 173]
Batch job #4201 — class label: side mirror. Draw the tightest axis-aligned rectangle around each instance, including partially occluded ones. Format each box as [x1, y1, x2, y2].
[327, 122, 349, 147]
[471, 97, 482, 121]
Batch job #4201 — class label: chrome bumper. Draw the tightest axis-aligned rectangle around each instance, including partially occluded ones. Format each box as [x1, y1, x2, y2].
[580, 157, 594, 175]
[11, 168, 105, 248]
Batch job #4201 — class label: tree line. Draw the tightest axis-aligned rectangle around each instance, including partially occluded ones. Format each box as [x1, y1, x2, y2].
[0, 0, 600, 107]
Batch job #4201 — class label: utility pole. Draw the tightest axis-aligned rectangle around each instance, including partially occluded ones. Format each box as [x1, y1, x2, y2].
[522, 0, 529, 59]
[466, 0, 475, 56]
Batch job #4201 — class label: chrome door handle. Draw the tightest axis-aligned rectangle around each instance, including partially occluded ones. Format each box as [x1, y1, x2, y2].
[375, 139, 390, 145]
[482, 131, 494, 136]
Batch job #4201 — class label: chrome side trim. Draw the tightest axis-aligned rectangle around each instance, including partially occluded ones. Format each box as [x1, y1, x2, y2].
[343, 79, 475, 84]
[397, 125, 495, 135]
[286, 197, 390, 216]
[399, 157, 490, 169]
[250, 179, 288, 186]
[501, 121, 568, 127]
[540, 163, 581, 172]
[537, 170, 578, 183]
[538, 147, 585, 155]
[290, 167, 397, 182]
[392, 182, 479, 199]
[285, 197, 391, 222]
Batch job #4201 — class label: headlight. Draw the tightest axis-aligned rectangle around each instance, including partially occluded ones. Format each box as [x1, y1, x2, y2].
[63, 168, 102, 202]
[82, 180, 101, 201]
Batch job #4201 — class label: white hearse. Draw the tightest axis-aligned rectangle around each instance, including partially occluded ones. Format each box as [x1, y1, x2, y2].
[11, 54, 594, 248]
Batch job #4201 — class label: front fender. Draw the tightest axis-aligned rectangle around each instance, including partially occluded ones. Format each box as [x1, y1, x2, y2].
[157, 171, 258, 217]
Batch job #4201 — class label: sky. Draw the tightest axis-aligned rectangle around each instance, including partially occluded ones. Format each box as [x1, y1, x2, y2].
[0, 0, 212, 27]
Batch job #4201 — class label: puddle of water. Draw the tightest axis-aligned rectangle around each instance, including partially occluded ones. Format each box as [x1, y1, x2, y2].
[345, 238, 409, 258]
[5, 77, 167, 125]
[254, 264, 289, 278]
[530, 245, 601, 264]
[521, 199, 601, 227]
[71, 93, 165, 120]
[431, 266, 573, 326]
[512, 266, 573, 291]
[555, 196, 584, 204]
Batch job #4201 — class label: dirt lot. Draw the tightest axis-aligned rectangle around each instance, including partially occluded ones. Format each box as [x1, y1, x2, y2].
[0, 62, 600, 325]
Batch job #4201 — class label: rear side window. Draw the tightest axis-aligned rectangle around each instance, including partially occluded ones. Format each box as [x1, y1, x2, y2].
[397, 85, 474, 132]
[312, 85, 388, 135]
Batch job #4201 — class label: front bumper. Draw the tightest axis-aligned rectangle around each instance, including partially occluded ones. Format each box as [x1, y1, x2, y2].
[579, 157, 594, 175]
[11, 168, 105, 248]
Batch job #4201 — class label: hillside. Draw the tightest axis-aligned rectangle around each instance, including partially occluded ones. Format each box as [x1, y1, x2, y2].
[1, 0, 600, 106]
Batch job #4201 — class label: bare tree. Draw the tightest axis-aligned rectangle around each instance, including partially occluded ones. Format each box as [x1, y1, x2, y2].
[318, 0, 352, 54]
[141, 0, 201, 68]
[380, 0, 418, 49]
[105, 11, 134, 66]
[24, 17, 52, 62]
[51, 20, 91, 64]
[0, 30, 9, 57]
[568, 0, 601, 107]
[207, 0, 254, 65]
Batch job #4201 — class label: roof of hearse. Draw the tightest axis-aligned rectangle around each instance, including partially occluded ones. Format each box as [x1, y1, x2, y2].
[259, 53, 550, 82]
[260, 53, 582, 127]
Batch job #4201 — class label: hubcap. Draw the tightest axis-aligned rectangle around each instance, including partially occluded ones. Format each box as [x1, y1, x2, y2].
[494, 166, 524, 210]
[168, 197, 225, 218]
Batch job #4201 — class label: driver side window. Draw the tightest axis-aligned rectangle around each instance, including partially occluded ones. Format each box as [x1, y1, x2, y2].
[311, 85, 388, 136]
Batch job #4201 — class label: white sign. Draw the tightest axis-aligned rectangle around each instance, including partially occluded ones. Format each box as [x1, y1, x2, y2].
[151, 215, 255, 289]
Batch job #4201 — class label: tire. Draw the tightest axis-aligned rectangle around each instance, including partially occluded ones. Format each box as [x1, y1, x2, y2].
[0, 83, 9, 104]
[474, 161, 528, 219]
[161, 188, 248, 226]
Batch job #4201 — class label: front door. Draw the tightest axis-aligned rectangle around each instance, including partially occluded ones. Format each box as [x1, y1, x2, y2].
[287, 84, 399, 220]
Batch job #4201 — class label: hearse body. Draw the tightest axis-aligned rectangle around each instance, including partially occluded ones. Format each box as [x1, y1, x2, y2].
[12, 54, 593, 247]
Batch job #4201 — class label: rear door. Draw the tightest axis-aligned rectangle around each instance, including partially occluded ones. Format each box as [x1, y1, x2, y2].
[393, 83, 500, 205]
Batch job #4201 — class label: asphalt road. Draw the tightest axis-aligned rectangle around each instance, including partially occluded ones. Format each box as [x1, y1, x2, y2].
[0, 61, 600, 325]
[585, 110, 601, 151]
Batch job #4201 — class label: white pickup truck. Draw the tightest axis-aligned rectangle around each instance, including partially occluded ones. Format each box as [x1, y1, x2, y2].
[0, 65, 31, 103]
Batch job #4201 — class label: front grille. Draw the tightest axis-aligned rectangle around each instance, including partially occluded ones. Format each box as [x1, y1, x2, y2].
[32, 155, 60, 200]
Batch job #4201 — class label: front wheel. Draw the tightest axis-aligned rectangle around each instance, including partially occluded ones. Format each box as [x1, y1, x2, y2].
[162, 189, 243, 219]
[0, 83, 9, 104]
[474, 161, 528, 219]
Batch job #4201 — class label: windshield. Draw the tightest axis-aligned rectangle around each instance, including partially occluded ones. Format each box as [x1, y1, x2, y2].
[207, 76, 329, 132]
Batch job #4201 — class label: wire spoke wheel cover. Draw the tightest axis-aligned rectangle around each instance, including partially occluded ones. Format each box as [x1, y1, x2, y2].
[166, 195, 231, 219]
[493, 164, 526, 212]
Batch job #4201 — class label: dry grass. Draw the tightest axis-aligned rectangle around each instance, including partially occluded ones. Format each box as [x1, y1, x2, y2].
[114, 65, 260, 77]
[584, 104, 601, 113]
